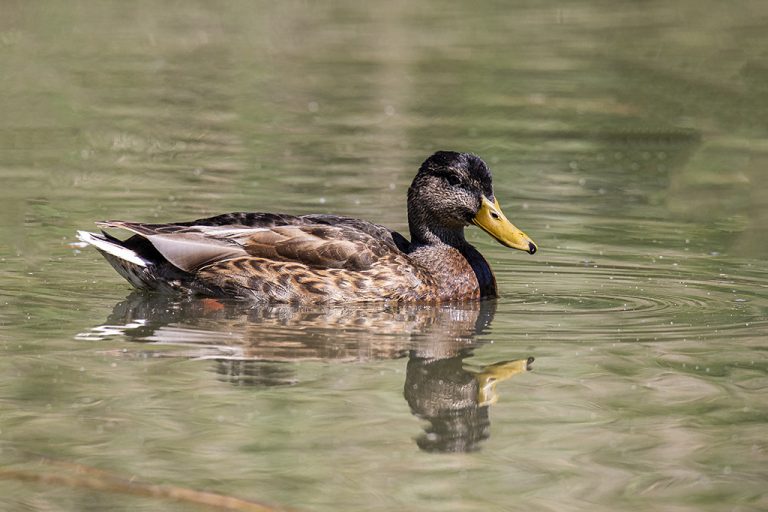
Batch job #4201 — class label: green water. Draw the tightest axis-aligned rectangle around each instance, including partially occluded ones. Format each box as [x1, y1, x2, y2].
[1, 1, 767, 511]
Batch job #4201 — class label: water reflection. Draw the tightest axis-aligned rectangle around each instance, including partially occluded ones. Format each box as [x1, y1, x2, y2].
[78, 292, 533, 452]
[406, 353, 533, 452]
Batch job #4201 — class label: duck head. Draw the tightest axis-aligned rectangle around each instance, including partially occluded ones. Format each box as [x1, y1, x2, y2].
[407, 151, 537, 254]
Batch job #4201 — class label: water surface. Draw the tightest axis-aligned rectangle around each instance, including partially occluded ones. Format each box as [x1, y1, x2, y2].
[1, 1, 767, 511]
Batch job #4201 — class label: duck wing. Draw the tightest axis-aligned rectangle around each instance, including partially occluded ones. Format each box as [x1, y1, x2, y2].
[119, 212, 407, 248]
[241, 224, 394, 270]
[97, 215, 407, 273]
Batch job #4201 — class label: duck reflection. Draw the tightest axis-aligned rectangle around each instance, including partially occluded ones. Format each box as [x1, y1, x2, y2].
[406, 355, 533, 452]
[78, 292, 533, 452]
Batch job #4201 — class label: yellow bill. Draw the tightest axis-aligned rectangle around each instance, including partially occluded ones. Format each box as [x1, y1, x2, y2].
[471, 357, 535, 406]
[472, 196, 537, 254]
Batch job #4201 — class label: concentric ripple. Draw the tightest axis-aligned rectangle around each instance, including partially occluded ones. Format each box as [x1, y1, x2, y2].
[495, 258, 768, 343]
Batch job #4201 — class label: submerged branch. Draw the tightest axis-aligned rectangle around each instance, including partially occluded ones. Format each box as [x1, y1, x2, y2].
[0, 456, 293, 512]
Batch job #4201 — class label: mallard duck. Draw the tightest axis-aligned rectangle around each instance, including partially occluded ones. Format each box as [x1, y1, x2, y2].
[77, 151, 537, 303]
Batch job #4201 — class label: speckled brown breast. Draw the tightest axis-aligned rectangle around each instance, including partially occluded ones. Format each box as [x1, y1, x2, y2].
[407, 243, 497, 301]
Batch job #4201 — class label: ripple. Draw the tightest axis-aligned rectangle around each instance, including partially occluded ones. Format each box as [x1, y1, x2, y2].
[497, 259, 768, 342]
[520, 292, 710, 314]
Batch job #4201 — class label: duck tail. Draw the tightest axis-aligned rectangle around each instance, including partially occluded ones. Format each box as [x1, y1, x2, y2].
[77, 230, 154, 289]
[77, 230, 148, 267]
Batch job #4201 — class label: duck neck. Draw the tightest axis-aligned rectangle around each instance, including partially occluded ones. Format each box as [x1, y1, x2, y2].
[407, 199, 468, 249]
[408, 221, 468, 249]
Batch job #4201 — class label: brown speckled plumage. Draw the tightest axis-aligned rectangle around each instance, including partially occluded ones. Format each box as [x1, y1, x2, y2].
[78, 151, 536, 303]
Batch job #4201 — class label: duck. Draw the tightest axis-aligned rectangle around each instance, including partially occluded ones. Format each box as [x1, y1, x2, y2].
[77, 151, 537, 303]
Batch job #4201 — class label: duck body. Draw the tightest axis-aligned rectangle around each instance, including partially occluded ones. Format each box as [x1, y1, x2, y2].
[78, 152, 536, 303]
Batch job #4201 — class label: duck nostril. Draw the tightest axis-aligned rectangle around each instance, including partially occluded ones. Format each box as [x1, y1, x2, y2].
[490, 212, 500, 220]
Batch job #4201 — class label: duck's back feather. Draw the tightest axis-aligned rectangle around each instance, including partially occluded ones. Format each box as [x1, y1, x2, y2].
[90, 213, 437, 303]
[97, 213, 409, 272]
[105, 212, 410, 251]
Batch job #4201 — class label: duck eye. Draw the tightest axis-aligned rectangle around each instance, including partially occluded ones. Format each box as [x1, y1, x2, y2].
[444, 175, 461, 187]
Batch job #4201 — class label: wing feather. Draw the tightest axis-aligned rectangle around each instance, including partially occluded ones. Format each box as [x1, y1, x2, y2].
[241, 225, 390, 271]
[98, 217, 407, 272]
